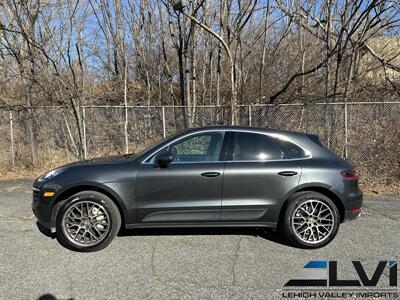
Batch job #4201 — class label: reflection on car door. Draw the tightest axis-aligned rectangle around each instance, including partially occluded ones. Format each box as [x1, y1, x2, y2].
[221, 132, 301, 225]
[136, 131, 227, 223]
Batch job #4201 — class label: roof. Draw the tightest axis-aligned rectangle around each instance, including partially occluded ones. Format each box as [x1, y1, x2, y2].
[184, 125, 307, 137]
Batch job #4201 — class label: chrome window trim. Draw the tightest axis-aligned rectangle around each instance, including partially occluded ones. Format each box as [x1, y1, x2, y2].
[224, 157, 311, 163]
[165, 161, 226, 165]
[141, 129, 312, 165]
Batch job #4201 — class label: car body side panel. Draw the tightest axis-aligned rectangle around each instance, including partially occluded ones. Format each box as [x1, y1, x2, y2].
[136, 162, 225, 222]
[33, 160, 139, 228]
[298, 158, 363, 214]
[221, 160, 302, 223]
[33, 179, 133, 228]
[99, 181, 136, 224]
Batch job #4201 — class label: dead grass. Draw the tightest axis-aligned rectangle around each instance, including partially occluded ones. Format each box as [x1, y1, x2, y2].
[0, 141, 160, 180]
[1, 166, 51, 180]
[360, 179, 400, 195]
[0, 148, 77, 180]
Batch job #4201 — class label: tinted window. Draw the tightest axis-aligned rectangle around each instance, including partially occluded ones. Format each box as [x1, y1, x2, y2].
[279, 139, 309, 159]
[151, 132, 225, 163]
[230, 132, 308, 161]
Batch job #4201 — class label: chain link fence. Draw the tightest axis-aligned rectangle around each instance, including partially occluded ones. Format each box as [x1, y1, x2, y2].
[83, 105, 227, 158]
[0, 109, 12, 168]
[6, 107, 81, 169]
[1, 103, 399, 183]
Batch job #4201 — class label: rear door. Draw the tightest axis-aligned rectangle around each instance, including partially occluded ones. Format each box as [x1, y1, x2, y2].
[221, 131, 305, 224]
[136, 131, 228, 223]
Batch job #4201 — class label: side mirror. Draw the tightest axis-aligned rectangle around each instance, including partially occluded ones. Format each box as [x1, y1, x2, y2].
[155, 150, 173, 168]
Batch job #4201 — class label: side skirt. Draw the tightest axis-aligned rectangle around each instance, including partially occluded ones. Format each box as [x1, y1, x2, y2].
[125, 222, 277, 230]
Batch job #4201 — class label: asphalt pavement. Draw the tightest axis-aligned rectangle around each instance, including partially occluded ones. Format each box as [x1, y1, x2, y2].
[0, 179, 399, 300]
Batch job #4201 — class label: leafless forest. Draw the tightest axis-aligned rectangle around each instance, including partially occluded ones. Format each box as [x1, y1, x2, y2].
[1, 0, 400, 189]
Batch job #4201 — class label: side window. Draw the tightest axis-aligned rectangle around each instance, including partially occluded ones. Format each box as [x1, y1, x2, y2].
[231, 132, 284, 161]
[230, 132, 308, 161]
[150, 132, 225, 163]
[173, 135, 211, 157]
[278, 139, 309, 159]
[170, 132, 224, 162]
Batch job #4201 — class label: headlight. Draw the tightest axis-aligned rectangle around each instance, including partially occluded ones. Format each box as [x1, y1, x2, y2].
[39, 167, 66, 181]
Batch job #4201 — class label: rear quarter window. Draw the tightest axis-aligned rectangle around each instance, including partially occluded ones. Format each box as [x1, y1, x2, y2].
[278, 139, 310, 159]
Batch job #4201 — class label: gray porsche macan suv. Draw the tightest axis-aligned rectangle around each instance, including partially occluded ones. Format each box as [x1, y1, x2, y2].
[32, 126, 362, 251]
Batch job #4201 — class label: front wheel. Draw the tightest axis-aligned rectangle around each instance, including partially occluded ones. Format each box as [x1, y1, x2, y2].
[55, 191, 121, 252]
[281, 191, 340, 248]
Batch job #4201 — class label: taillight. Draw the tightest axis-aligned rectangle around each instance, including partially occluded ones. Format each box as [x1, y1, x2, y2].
[341, 168, 358, 180]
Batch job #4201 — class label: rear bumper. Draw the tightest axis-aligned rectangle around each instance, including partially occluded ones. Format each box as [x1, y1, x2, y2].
[344, 209, 362, 221]
[341, 189, 363, 222]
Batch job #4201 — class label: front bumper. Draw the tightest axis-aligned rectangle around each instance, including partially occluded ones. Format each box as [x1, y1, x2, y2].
[32, 187, 53, 228]
[31, 179, 62, 231]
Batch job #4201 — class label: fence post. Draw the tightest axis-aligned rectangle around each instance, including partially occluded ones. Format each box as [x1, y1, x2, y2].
[344, 102, 348, 159]
[248, 105, 252, 126]
[162, 106, 166, 138]
[82, 106, 87, 159]
[9, 109, 15, 167]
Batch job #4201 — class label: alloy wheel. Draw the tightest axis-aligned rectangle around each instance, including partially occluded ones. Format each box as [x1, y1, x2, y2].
[291, 199, 335, 244]
[62, 200, 110, 247]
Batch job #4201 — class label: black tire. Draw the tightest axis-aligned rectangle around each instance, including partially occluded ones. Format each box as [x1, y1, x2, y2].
[281, 191, 340, 249]
[55, 191, 121, 252]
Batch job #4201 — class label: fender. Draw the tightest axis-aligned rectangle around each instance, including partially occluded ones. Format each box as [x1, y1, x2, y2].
[49, 181, 129, 230]
[281, 182, 345, 221]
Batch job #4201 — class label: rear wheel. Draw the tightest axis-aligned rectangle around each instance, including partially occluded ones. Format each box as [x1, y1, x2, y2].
[55, 191, 121, 252]
[281, 191, 340, 248]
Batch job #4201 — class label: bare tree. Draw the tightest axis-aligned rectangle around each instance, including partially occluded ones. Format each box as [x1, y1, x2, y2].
[0, 0, 399, 167]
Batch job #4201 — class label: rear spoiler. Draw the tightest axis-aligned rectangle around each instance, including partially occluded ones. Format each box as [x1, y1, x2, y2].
[306, 134, 323, 146]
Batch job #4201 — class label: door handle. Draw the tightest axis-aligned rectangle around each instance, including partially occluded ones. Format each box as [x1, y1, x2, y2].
[278, 171, 298, 176]
[201, 172, 221, 178]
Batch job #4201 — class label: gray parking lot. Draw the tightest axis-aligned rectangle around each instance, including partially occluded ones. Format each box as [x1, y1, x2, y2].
[0, 179, 399, 300]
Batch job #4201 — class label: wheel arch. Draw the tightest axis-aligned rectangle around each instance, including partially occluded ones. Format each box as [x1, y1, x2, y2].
[51, 184, 127, 229]
[279, 185, 345, 225]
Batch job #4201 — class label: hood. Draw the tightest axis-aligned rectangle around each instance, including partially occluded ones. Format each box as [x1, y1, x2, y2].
[34, 153, 142, 187]
[62, 154, 138, 168]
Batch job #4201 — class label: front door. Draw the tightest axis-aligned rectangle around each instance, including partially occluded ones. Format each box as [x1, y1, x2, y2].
[136, 131, 227, 223]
